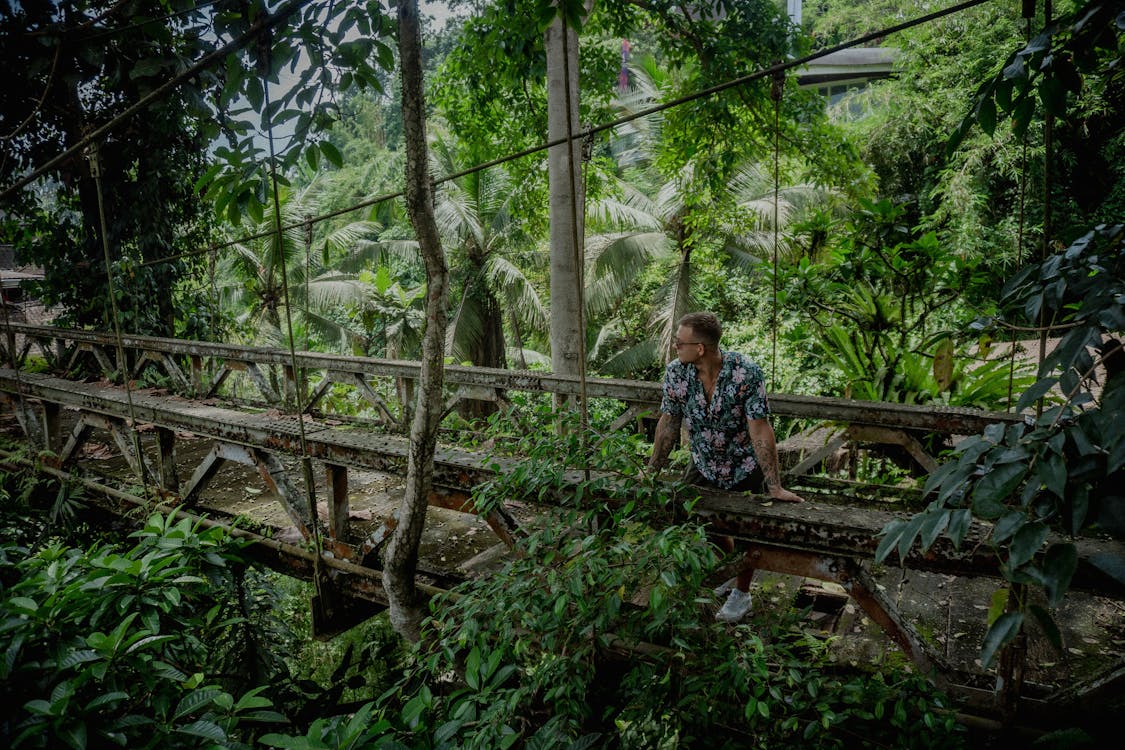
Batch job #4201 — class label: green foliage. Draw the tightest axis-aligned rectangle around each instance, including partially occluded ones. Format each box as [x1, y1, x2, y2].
[217, 178, 384, 351]
[360, 265, 427, 359]
[949, 1, 1122, 151]
[879, 224, 1125, 667]
[937, 0, 1123, 255]
[235, 570, 408, 729]
[195, 0, 397, 225]
[260, 702, 400, 750]
[583, 56, 851, 378]
[785, 198, 1031, 409]
[2, 1, 399, 336]
[431, 134, 547, 370]
[285, 410, 964, 749]
[0, 512, 294, 749]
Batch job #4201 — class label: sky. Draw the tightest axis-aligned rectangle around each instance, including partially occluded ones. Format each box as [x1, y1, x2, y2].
[421, 1, 461, 24]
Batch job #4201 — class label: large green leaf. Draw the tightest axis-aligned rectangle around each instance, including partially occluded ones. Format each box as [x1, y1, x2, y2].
[174, 688, 224, 721]
[1017, 376, 1059, 412]
[948, 508, 974, 549]
[176, 719, 227, 743]
[987, 588, 1009, 626]
[1036, 451, 1068, 499]
[992, 511, 1026, 544]
[1042, 543, 1079, 606]
[972, 463, 1027, 518]
[923, 459, 961, 497]
[59, 649, 99, 670]
[1029, 604, 1063, 651]
[320, 140, 344, 168]
[980, 611, 1024, 669]
[897, 513, 927, 560]
[919, 508, 950, 552]
[1008, 522, 1049, 569]
[875, 518, 908, 563]
[1071, 485, 1090, 531]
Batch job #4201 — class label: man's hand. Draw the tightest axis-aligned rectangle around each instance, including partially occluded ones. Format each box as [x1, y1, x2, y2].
[768, 486, 804, 503]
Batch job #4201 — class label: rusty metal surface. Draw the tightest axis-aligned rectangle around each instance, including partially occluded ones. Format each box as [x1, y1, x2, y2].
[3, 366, 1121, 600]
[740, 543, 947, 683]
[692, 490, 1125, 597]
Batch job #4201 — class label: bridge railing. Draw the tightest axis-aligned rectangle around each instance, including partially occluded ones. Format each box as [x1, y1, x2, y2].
[1, 322, 1023, 477]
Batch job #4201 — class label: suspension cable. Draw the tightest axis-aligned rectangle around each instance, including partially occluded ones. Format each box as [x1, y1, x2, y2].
[770, 71, 783, 392]
[88, 143, 153, 503]
[263, 56, 329, 602]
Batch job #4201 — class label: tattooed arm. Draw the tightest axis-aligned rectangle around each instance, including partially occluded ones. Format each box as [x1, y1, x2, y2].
[748, 418, 804, 503]
[648, 412, 683, 474]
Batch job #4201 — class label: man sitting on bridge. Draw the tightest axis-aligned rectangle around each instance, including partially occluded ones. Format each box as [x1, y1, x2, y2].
[648, 311, 804, 623]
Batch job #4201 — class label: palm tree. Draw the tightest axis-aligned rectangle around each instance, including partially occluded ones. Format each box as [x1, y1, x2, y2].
[584, 59, 833, 376]
[430, 133, 547, 371]
[218, 171, 438, 359]
[348, 264, 426, 359]
[218, 179, 382, 351]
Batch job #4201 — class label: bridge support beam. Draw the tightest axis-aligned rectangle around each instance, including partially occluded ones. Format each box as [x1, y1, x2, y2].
[326, 462, 349, 541]
[735, 543, 947, 687]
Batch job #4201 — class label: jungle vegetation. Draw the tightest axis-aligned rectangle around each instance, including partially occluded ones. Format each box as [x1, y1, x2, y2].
[1, 0, 1122, 747]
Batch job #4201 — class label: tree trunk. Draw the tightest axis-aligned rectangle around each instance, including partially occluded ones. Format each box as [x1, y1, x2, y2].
[382, 0, 449, 642]
[546, 4, 586, 384]
[661, 233, 693, 362]
[459, 276, 506, 420]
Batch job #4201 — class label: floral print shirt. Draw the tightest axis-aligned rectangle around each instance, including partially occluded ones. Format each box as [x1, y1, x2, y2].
[659, 350, 771, 489]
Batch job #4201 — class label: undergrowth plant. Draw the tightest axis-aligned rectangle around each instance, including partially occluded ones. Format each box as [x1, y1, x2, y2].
[0, 513, 283, 749]
[879, 224, 1125, 667]
[267, 412, 964, 749]
[785, 198, 1034, 411]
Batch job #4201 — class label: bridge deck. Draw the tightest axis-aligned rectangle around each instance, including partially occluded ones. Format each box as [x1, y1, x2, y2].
[1, 350, 1123, 713]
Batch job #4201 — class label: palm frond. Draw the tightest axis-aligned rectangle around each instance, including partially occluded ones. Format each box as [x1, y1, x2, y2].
[435, 182, 484, 246]
[301, 307, 367, 353]
[655, 167, 694, 217]
[648, 259, 699, 357]
[588, 231, 671, 278]
[587, 320, 619, 363]
[508, 346, 551, 369]
[720, 243, 770, 273]
[586, 195, 664, 231]
[583, 233, 670, 318]
[320, 221, 382, 264]
[484, 255, 547, 333]
[446, 286, 486, 363]
[336, 239, 421, 274]
[599, 339, 662, 378]
[305, 275, 371, 310]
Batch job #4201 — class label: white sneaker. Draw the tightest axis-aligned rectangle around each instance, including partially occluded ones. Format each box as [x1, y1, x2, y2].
[712, 577, 737, 597]
[716, 588, 753, 623]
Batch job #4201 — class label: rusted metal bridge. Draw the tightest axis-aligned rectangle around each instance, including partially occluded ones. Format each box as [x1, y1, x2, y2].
[1, 323, 1122, 720]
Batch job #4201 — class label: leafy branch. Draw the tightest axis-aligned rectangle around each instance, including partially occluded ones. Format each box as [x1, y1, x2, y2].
[878, 224, 1125, 667]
